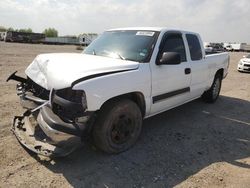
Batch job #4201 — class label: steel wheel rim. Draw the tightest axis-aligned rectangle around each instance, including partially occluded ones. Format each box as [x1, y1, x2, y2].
[212, 78, 220, 99]
[111, 114, 135, 144]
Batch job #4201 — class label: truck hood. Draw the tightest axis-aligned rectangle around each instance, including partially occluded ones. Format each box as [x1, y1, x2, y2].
[25, 53, 139, 90]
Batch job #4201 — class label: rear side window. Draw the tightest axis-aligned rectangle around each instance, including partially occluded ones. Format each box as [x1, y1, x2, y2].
[186, 34, 203, 61]
[160, 34, 187, 62]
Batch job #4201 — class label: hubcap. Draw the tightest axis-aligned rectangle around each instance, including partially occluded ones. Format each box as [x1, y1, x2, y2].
[212, 78, 221, 99]
[111, 114, 135, 144]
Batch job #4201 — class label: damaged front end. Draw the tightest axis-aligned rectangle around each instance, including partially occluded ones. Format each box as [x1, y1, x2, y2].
[7, 71, 92, 157]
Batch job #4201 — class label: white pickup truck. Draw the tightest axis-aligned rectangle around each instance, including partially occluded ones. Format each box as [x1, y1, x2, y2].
[7, 27, 229, 157]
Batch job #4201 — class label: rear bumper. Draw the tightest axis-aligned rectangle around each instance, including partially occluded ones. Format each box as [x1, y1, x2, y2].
[12, 106, 83, 157]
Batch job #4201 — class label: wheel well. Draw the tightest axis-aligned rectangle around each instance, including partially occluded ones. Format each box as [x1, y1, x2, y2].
[216, 68, 224, 78]
[101, 92, 146, 117]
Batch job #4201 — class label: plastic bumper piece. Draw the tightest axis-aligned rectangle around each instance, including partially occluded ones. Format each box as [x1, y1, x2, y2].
[12, 108, 82, 157]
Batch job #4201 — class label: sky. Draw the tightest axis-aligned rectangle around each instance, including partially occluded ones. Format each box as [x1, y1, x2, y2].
[0, 0, 249, 43]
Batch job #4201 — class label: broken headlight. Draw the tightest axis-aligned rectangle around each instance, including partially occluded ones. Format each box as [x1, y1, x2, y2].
[52, 88, 87, 120]
[55, 88, 87, 108]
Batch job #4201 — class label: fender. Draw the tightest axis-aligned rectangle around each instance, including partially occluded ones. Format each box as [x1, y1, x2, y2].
[71, 69, 136, 87]
[72, 64, 152, 115]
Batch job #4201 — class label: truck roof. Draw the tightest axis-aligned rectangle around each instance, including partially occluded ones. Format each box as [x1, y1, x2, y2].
[108, 27, 164, 32]
[107, 27, 199, 35]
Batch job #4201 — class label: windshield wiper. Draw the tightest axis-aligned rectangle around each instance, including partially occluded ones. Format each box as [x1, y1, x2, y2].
[100, 50, 126, 60]
[116, 52, 126, 60]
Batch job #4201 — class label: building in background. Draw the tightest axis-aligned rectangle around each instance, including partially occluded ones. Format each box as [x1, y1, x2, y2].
[44, 36, 79, 45]
[79, 33, 98, 46]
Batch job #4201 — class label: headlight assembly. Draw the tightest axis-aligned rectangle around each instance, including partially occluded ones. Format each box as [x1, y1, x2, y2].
[54, 88, 87, 111]
[52, 88, 88, 120]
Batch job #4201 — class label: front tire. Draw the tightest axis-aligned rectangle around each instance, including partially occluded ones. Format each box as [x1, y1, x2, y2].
[202, 73, 222, 103]
[92, 99, 142, 154]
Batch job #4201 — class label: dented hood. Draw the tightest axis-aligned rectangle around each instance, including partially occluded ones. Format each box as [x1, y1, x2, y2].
[25, 53, 139, 90]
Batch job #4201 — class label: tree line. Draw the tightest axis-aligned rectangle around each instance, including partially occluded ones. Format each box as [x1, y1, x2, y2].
[0, 26, 98, 38]
[0, 26, 58, 37]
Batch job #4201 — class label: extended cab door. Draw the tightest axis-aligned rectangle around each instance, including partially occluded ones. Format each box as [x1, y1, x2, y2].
[185, 34, 209, 98]
[150, 32, 192, 115]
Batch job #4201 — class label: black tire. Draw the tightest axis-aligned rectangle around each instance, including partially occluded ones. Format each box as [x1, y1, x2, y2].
[202, 73, 222, 103]
[92, 99, 142, 154]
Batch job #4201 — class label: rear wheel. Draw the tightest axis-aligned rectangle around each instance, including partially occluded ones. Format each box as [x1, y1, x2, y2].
[202, 73, 222, 103]
[92, 99, 142, 154]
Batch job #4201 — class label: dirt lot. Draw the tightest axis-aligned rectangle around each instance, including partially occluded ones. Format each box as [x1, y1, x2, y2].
[0, 42, 249, 188]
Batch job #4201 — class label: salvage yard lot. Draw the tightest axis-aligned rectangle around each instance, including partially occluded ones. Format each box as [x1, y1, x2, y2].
[0, 42, 249, 187]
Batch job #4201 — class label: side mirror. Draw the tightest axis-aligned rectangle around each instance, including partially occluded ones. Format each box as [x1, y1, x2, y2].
[157, 52, 181, 65]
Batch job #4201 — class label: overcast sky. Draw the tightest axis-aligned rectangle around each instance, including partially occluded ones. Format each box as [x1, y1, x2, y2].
[0, 0, 249, 43]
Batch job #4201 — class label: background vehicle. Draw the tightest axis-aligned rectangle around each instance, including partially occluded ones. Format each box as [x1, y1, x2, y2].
[0, 31, 6, 41]
[204, 42, 213, 53]
[204, 42, 225, 54]
[224, 44, 233, 51]
[7, 27, 230, 157]
[230, 43, 244, 52]
[238, 54, 250, 72]
[4, 31, 45, 43]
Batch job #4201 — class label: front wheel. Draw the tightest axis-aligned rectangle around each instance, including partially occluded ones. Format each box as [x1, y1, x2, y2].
[202, 73, 222, 103]
[92, 99, 142, 154]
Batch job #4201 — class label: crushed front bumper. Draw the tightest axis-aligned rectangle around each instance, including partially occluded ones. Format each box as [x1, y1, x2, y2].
[7, 71, 89, 157]
[12, 107, 82, 157]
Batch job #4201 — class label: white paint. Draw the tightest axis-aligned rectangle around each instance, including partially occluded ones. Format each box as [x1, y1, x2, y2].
[25, 53, 139, 90]
[25, 28, 230, 117]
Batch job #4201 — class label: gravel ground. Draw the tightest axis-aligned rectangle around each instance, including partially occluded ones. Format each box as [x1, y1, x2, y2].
[0, 42, 249, 188]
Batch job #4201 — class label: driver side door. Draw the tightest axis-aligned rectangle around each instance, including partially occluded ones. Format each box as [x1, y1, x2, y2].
[150, 32, 192, 115]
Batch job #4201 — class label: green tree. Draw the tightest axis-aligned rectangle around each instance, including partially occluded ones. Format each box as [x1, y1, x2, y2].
[43, 28, 58, 37]
[0, 26, 7, 32]
[7, 27, 15, 31]
[18, 28, 33, 33]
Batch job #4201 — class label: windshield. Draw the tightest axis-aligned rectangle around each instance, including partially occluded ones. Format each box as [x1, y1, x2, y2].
[83, 30, 159, 62]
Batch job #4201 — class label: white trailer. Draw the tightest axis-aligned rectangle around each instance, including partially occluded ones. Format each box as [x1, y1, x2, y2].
[79, 33, 98, 46]
[242, 44, 250, 52]
[44, 36, 79, 45]
[230, 43, 244, 51]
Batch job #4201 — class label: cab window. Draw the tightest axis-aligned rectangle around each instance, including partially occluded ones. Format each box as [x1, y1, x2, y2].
[159, 33, 187, 62]
[186, 34, 203, 61]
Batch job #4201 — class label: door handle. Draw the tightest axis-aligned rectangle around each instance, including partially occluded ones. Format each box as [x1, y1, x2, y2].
[185, 68, 191, 74]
